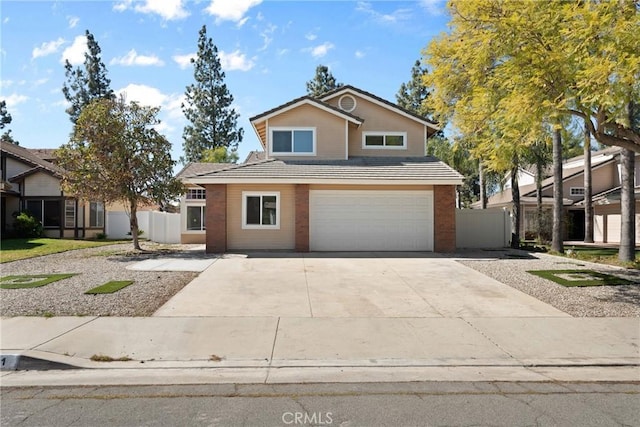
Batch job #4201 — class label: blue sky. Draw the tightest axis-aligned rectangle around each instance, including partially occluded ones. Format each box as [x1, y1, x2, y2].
[1, 0, 449, 163]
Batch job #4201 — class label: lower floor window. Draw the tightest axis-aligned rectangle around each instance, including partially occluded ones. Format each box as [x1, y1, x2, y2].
[26, 199, 61, 228]
[242, 192, 280, 229]
[65, 200, 76, 228]
[187, 205, 206, 231]
[90, 202, 104, 228]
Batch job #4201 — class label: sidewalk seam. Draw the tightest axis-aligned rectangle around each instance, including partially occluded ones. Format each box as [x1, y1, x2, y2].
[302, 256, 314, 318]
[29, 317, 100, 351]
[265, 317, 281, 383]
[461, 318, 518, 362]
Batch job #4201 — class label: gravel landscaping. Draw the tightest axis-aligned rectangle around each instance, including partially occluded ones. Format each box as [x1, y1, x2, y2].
[0, 243, 199, 317]
[457, 249, 640, 317]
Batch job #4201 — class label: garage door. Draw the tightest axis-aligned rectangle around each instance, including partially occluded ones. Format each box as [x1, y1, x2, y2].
[309, 190, 433, 251]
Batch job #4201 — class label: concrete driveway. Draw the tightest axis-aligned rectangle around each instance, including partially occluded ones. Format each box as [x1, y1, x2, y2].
[154, 253, 567, 318]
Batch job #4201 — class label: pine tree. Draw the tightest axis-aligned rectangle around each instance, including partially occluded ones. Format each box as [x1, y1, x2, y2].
[396, 60, 435, 119]
[62, 30, 114, 124]
[306, 65, 342, 98]
[0, 100, 18, 145]
[182, 25, 243, 163]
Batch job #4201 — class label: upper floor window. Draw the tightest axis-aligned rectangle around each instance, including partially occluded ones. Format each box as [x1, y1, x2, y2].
[570, 187, 585, 196]
[186, 188, 206, 200]
[270, 128, 315, 155]
[362, 132, 407, 149]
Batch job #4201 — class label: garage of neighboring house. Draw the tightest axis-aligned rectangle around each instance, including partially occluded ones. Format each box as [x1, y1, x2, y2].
[309, 189, 433, 251]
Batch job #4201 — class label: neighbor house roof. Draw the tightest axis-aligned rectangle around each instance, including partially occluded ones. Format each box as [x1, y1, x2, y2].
[185, 156, 464, 185]
[0, 141, 65, 178]
[29, 148, 58, 163]
[175, 162, 234, 179]
[243, 150, 266, 164]
[320, 85, 440, 129]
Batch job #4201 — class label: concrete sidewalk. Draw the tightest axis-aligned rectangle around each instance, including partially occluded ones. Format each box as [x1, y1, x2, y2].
[1, 316, 638, 386]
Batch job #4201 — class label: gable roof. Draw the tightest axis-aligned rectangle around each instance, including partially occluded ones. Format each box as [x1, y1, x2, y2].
[185, 156, 464, 185]
[320, 85, 440, 130]
[175, 162, 233, 179]
[1, 141, 64, 178]
[243, 150, 266, 164]
[249, 95, 365, 124]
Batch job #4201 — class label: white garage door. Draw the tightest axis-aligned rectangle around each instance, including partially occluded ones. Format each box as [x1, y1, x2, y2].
[309, 190, 433, 251]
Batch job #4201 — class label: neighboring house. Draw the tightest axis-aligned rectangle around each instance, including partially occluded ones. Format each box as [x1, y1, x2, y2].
[0, 141, 106, 238]
[478, 146, 640, 243]
[178, 85, 463, 253]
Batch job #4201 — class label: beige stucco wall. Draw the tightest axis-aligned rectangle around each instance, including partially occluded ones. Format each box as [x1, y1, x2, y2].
[5, 157, 31, 180]
[181, 233, 206, 244]
[227, 184, 296, 250]
[324, 95, 426, 157]
[24, 172, 61, 197]
[267, 104, 347, 160]
[540, 161, 619, 200]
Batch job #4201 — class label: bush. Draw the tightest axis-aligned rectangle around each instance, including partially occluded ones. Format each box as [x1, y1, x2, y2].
[96, 232, 107, 240]
[13, 211, 43, 238]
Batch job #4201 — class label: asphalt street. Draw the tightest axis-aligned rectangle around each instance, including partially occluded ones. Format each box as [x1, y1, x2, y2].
[2, 381, 639, 427]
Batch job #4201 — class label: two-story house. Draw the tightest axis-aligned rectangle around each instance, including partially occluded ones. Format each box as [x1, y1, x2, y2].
[179, 85, 464, 253]
[1, 141, 106, 238]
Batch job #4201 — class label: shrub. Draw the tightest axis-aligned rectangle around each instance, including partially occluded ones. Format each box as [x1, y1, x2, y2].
[13, 211, 43, 238]
[96, 232, 107, 240]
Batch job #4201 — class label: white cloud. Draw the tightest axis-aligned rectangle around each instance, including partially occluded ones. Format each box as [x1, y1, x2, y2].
[68, 15, 80, 28]
[116, 84, 185, 133]
[355, 50, 366, 59]
[33, 78, 49, 87]
[258, 23, 277, 51]
[205, 0, 262, 24]
[3, 17, 8, 24]
[61, 35, 87, 65]
[420, 0, 444, 15]
[4, 93, 29, 108]
[236, 17, 250, 28]
[111, 49, 165, 67]
[277, 48, 289, 57]
[219, 50, 255, 72]
[303, 42, 334, 59]
[172, 53, 195, 69]
[114, 0, 189, 20]
[355, 1, 412, 24]
[32, 37, 65, 59]
[305, 32, 317, 41]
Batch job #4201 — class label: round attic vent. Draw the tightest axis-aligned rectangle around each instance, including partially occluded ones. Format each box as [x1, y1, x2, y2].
[338, 94, 356, 112]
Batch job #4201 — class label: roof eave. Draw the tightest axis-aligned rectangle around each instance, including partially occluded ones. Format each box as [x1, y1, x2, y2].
[185, 177, 464, 186]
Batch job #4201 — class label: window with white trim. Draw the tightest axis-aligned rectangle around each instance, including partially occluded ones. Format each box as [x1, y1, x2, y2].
[186, 188, 206, 200]
[186, 206, 206, 231]
[362, 132, 407, 149]
[89, 201, 104, 228]
[65, 200, 76, 228]
[570, 187, 585, 196]
[242, 192, 280, 229]
[270, 128, 315, 155]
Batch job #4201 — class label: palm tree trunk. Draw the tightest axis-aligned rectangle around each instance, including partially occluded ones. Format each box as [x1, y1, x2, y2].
[583, 126, 594, 243]
[619, 148, 636, 262]
[536, 158, 543, 243]
[479, 160, 487, 209]
[551, 127, 564, 253]
[510, 158, 520, 249]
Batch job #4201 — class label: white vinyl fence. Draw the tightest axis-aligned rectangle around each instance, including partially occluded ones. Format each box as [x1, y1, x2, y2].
[106, 211, 180, 244]
[456, 208, 511, 249]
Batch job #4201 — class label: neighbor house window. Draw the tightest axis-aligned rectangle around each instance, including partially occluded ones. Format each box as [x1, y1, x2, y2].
[89, 201, 104, 228]
[186, 206, 206, 231]
[242, 192, 280, 229]
[186, 188, 206, 200]
[26, 199, 61, 228]
[65, 200, 76, 228]
[270, 128, 315, 154]
[362, 132, 407, 149]
[570, 187, 585, 196]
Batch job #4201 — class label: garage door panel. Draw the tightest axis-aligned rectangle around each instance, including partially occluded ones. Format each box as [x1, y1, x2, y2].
[310, 190, 433, 251]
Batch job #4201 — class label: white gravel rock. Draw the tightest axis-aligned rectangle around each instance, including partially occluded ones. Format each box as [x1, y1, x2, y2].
[1, 243, 198, 316]
[457, 249, 640, 317]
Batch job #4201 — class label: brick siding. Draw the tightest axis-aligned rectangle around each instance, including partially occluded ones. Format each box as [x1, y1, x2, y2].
[434, 185, 456, 252]
[295, 184, 310, 252]
[205, 184, 227, 253]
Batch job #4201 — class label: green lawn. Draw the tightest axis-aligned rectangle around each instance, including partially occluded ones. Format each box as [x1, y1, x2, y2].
[85, 280, 134, 294]
[527, 269, 634, 287]
[565, 246, 640, 269]
[0, 238, 123, 263]
[1, 273, 77, 289]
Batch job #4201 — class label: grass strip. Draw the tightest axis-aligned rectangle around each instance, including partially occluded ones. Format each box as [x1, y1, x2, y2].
[527, 269, 634, 287]
[85, 280, 134, 294]
[0, 274, 77, 289]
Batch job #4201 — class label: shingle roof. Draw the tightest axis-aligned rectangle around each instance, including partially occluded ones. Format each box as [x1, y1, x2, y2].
[29, 148, 58, 162]
[186, 156, 464, 184]
[1, 141, 65, 178]
[175, 162, 234, 179]
[320, 85, 439, 128]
